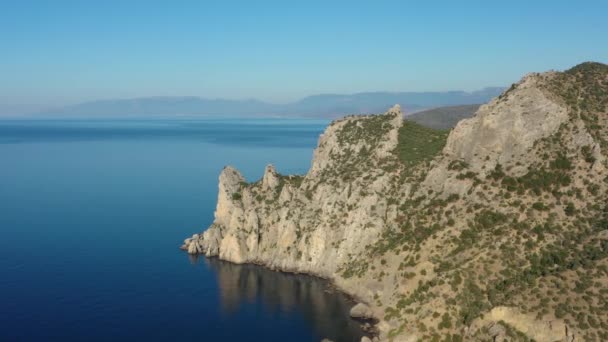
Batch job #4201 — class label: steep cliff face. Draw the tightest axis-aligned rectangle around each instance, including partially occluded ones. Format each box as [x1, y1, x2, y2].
[184, 105, 404, 282]
[183, 62, 608, 341]
[444, 73, 570, 175]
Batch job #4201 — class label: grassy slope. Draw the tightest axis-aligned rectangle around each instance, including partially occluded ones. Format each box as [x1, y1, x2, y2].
[395, 120, 449, 167]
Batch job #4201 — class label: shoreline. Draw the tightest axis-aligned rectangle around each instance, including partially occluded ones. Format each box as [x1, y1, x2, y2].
[185, 251, 381, 341]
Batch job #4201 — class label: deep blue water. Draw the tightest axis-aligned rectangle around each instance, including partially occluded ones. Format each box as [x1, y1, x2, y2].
[0, 119, 366, 341]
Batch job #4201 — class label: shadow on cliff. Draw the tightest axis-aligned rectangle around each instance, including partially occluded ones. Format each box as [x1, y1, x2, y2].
[188, 254, 365, 341]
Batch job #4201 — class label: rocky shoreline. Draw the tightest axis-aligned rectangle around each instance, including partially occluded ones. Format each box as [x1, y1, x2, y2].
[181, 249, 381, 341]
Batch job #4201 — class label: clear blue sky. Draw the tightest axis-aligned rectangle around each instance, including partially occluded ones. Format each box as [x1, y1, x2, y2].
[1, 0, 607, 113]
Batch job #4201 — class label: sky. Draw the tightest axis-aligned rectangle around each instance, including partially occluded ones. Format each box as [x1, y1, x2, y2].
[1, 0, 607, 114]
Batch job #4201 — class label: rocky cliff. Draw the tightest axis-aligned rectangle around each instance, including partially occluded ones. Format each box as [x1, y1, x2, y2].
[183, 62, 608, 341]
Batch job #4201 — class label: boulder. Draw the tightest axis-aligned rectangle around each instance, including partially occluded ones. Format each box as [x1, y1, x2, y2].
[488, 322, 507, 341]
[350, 303, 374, 320]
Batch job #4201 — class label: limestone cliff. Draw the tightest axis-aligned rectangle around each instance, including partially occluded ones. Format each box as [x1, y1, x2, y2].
[184, 105, 404, 281]
[183, 62, 608, 341]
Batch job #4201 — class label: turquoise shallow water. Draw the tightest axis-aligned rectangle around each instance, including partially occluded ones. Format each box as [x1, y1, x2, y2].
[0, 119, 365, 341]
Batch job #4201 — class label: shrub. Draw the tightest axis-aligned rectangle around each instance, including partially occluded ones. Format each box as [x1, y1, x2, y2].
[565, 202, 576, 216]
[448, 160, 469, 171]
[438, 312, 452, 330]
[489, 163, 505, 180]
[458, 280, 487, 325]
[476, 210, 507, 229]
[581, 146, 596, 163]
[550, 153, 572, 170]
[456, 171, 477, 180]
[532, 202, 548, 211]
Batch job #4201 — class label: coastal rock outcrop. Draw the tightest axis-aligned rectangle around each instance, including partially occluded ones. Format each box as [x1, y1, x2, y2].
[182, 62, 608, 341]
[350, 303, 376, 320]
[183, 104, 405, 283]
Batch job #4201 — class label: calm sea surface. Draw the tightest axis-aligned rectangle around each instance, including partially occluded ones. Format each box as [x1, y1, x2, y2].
[0, 119, 365, 341]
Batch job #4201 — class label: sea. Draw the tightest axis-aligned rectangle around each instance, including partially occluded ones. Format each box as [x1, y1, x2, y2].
[0, 118, 366, 341]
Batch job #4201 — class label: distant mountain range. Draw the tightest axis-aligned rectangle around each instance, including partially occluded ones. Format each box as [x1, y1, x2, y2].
[35, 88, 504, 119]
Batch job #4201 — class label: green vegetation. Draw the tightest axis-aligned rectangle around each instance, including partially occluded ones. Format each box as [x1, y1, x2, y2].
[488, 205, 608, 313]
[490, 154, 573, 195]
[451, 228, 479, 255]
[395, 120, 449, 167]
[547, 62, 608, 149]
[438, 313, 452, 330]
[370, 221, 443, 256]
[458, 280, 487, 325]
[448, 160, 469, 171]
[336, 113, 394, 146]
[532, 202, 548, 211]
[322, 113, 402, 181]
[340, 258, 370, 279]
[582, 145, 596, 163]
[565, 202, 576, 216]
[475, 210, 508, 229]
[361, 64, 608, 339]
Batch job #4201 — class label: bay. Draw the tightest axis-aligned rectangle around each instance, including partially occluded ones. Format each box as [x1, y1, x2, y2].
[0, 118, 365, 341]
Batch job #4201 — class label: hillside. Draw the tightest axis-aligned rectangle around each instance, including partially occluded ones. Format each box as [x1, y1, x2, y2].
[407, 104, 481, 130]
[34, 88, 503, 119]
[182, 62, 608, 341]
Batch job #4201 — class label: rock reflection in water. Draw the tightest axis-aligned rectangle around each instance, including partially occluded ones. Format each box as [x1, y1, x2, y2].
[195, 255, 365, 341]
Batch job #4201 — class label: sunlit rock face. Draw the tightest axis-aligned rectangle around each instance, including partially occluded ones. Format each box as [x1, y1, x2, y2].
[183, 105, 405, 282]
[444, 73, 570, 176]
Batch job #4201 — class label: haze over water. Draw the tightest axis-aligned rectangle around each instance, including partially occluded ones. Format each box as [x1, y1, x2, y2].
[0, 119, 365, 341]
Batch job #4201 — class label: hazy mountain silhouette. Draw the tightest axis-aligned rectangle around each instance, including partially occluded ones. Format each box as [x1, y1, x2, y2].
[36, 88, 503, 119]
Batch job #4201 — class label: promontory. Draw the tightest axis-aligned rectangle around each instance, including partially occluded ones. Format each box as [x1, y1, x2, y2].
[183, 62, 608, 341]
